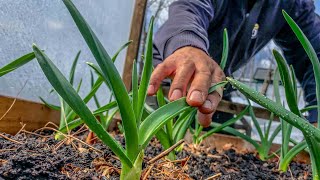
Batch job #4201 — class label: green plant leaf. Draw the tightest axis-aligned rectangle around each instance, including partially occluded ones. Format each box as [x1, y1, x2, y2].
[103, 107, 119, 129]
[283, 10, 320, 126]
[63, 0, 138, 160]
[139, 98, 193, 149]
[76, 78, 83, 93]
[86, 62, 111, 88]
[132, 60, 138, 120]
[220, 28, 229, 70]
[208, 81, 228, 94]
[156, 85, 166, 108]
[83, 75, 103, 103]
[301, 105, 318, 113]
[199, 106, 248, 142]
[90, 71, 101, 108]
[59, 100, 118, 133]
[93, 101, 117, 114]
[59, 74, 104, 131]
[173, 109, 195, 140]
[289, 65, 298, 99]
[305, 137, 320, 179]
[112, 41, 132, 62]
[174, 109, 197, 142]
[247, 100, 265, 141]
[265, 113, 275, 143]
[59, 118, 84, 133]
[267, 124, 281, 148]
[227, 77, 320, 139]
[273, 50, 301, 116]
[32, 44, 132, 168]
[0, 52, 35, 77]
[279, 141, 307, 171]
[69, 51, 81, 85]
[137, 17, 154, 124]
[156, 85, 173, 141]
[39, 96, 60, 111]
[211, 122, 260, 149]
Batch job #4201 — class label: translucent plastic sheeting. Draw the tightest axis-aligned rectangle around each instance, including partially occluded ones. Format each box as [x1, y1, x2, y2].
[0, 0, 134, 108]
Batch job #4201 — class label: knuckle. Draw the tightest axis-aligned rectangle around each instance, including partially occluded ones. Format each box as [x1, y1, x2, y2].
[218, 69, 226, 78]
[198, 69, 212, 77]
[180, 60, 195, 68]
[171, 80, 185, 88]
[157, 63, 167, 70]
[150, 76, 161, 85]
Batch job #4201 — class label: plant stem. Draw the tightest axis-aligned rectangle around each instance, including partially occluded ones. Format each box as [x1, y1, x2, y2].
[120, 151, 144, 180]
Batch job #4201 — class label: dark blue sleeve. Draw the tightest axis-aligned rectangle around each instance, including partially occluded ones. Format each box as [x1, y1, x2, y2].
[274, 0, 320, 123]
[153, 0, 214, 66]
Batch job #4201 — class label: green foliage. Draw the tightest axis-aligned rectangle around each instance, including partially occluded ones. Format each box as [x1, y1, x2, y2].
[282, 11, 320, 127]
[228, 77, 320, 177]
[217, 11, 320, 179]
[0, 52, 35, 77]
[47, 1, 196, 178]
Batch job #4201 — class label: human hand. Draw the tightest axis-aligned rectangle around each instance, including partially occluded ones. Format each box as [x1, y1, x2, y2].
[147, 46, 225, 127]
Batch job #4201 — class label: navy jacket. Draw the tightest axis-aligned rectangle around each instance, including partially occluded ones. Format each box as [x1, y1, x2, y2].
[153, 0, 319, 123]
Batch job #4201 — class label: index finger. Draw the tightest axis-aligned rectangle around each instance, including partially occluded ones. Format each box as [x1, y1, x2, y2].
[147, 61, 175, 95]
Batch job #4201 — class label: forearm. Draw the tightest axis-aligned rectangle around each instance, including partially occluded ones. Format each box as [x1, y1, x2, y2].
[153, 0, 214, 64]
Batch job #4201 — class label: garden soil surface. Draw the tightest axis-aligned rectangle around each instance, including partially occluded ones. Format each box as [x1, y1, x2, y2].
[0, 129, 312, 180]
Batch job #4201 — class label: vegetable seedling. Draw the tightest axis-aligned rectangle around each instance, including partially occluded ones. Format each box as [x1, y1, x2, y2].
[227, 11, 320, 179]
[28, 1, 200, 179]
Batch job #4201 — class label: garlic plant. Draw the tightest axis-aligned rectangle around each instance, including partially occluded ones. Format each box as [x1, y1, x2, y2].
[227, 11, 320, 179]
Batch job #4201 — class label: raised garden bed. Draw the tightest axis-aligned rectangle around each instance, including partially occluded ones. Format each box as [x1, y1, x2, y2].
[0, 129, 312, 180]
[0, 1, 319, 179]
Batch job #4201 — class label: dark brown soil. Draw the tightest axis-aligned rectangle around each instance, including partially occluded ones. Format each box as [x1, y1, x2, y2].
[0, 130, 312, 180]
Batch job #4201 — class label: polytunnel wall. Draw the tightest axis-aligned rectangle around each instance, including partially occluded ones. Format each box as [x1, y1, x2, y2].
[0, 0, 134, 108]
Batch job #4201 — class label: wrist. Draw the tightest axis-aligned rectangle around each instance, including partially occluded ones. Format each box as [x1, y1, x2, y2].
[164, 31, 208, 59]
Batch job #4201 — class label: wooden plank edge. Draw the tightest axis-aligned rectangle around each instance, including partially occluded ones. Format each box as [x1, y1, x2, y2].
[0, 95, 60, 134]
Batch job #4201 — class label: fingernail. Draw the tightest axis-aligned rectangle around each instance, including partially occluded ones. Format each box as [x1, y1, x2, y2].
[203, 100, 212, 110]
[189, 90, 204, 102]
[171, 89, 182, 100]
[148, 85, 155, 94]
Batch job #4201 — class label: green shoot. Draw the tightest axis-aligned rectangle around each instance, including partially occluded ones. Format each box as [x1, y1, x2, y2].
[0, 52, 35, 77]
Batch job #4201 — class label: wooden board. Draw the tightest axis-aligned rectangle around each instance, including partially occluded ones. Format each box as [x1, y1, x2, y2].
[0, 95, 60, 134]
[122, 0, 148, 90]
[217, 100, 279, 121]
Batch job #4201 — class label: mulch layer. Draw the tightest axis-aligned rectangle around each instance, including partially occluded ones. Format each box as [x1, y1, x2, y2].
[0, 128, 312, 180]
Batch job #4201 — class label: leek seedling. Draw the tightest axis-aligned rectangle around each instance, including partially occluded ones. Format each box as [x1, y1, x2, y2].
[207, 102, 281, 161]
[272, 51, 309, 171]
[43, 41, 132, 138]
[203, 11, 320, 178]
[227, 77, 320, 179]
[29, 1, 196, 179]
[227, 10, 320, 177]
[278, 11, 320, 179]
[0, 52, 35, 77]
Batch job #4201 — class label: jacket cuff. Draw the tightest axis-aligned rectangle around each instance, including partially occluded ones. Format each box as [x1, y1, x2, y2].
[163, 31, 208, 59]
[307, 109, 318, 123]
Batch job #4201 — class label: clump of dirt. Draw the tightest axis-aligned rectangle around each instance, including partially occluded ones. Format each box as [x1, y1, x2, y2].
[0, 131, 312, 180]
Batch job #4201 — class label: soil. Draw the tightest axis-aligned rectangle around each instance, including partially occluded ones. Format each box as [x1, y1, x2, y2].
[0, 129, 312, 180]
